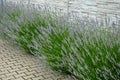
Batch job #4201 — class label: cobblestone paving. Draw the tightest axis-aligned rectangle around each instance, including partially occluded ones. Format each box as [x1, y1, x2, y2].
[0, 39, 75, 80]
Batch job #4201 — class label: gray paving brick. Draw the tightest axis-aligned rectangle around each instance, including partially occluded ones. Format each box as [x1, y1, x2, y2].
[0, 39, 75, 80]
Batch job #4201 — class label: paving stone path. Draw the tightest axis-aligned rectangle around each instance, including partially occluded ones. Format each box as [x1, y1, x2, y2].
[0, 39, 75, 80]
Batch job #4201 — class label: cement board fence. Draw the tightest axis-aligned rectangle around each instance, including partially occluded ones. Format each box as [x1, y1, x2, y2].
[1, 0, 120, 27]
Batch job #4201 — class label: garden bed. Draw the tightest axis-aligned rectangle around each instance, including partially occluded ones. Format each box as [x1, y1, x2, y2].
[0, 2, 120, 80]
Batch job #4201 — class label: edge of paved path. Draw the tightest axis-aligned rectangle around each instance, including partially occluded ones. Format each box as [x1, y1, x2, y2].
[0, 39, 77, 80]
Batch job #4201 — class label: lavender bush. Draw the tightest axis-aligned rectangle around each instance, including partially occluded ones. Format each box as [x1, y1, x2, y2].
[0, 2, 120, 80]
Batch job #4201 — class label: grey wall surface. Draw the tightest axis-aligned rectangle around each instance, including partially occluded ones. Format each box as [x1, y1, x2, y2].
[0, 0, 4, 6]
[5, 0, 120, 15]
[4, 0, 120, 23]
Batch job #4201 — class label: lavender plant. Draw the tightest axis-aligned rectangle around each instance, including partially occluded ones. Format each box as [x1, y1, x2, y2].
[0, 2, 120, 80]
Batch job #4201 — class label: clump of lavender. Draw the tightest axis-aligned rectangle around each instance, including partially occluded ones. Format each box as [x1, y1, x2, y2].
[0, 2, 120, 80]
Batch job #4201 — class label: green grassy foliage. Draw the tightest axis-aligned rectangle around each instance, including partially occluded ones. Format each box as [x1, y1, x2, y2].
[0, 4, 120, 80]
